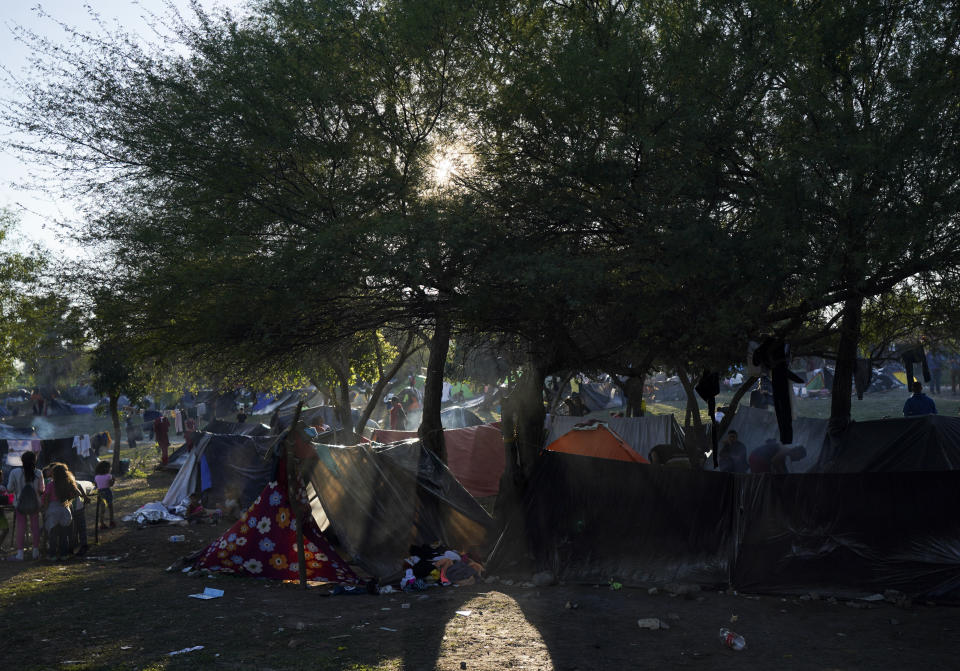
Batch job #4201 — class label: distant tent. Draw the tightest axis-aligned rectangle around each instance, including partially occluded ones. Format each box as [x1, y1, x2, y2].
[546, 414, 681, 462]
[544, 421, 648, 463]
[578, 382, 624, 412]
[372, 424, 506, 498]
[194, 456, 358, 584]
[440, 407, 484, 429]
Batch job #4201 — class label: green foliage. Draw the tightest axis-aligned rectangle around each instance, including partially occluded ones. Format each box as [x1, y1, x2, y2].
[0, 210, 45, 386]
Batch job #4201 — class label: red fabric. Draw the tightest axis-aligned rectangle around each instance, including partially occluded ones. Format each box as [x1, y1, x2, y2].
[372, 425, 505, 498]
[195, 458, 357, 583]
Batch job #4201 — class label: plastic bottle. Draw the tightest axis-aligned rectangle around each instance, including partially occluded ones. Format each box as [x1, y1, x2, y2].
[719, 627, 746, 651]
[169, 535, 185, 543]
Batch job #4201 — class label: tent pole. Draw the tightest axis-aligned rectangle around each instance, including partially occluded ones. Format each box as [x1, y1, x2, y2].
[285, 401, 307, 588]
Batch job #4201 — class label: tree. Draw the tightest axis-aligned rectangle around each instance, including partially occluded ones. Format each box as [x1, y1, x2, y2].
[756, 1, 960, 429]
[0, 210, 44, 386]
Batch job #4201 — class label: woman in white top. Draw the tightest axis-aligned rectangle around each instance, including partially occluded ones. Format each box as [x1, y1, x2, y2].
[7, 450, 44, 560]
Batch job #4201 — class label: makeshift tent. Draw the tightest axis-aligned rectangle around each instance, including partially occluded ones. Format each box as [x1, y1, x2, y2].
[161, 432, 282, 509]
[297, 431, 496, 580]
[271, 404, 343, 433]
[815, 415, 960, 472]
[163, 421, 273, 471]
[372, 424, 506, 498]
[440, 407, 484, 429]
[546, 414, 681, 461]
[496, 451, 960, 601]
[195, 456, 358, 584]
[544, 421, 648, 463]
[578, 382, 624, 412]
[724, 406, 829, 473]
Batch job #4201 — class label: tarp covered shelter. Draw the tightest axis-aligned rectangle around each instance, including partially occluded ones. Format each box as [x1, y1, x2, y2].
[725, 406, 830, 473]
[372, 424, 506, 498]
[440, 407, 484, 429]
[195, 455, 358, 584]
[544, 421, 648, 463]
[815, 415, 960, 473]
[546, 414, 682, 461]
[500, 451, 960, 600]
[162, 432, 282, 510]
[578, 382, 624, 412]
[297, 433, 496, 580]
[203, 420, 272, 437]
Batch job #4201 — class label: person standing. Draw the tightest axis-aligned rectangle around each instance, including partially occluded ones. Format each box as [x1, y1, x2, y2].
[42, 462, 83, 561]
[903, 382, 938, 416]
[389, 397, 407, 431]
[8, 450, 44, 560]
[125, 409, 138, 450]
[154, 412, 171, 466]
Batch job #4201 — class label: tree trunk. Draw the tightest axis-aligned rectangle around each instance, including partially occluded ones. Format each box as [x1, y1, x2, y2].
[355, 332, 419, 435]
[110, 392, 122, 474]
[326, 352, 354, 442]
[419, 316, 452, 460]
[677, 367, 707, 467]
[494, 360, 546, 523]
[829, 295, 864, 432]
[715, 375, 759, 438]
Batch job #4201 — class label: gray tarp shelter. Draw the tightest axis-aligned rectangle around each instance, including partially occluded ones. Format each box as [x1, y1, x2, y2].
[300, 438, 496, 580]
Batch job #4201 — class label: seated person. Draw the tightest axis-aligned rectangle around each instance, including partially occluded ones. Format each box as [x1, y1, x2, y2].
[717, 431, 749, 473]
[184, 493, 220, 524]
[748, 439, 807, 473]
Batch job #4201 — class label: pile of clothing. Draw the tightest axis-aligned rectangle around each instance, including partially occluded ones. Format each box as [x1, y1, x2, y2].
[402, 542, 484, 589]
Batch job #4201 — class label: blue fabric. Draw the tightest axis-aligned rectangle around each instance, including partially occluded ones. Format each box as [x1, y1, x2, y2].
[903, 393, 937, 416]
[200, 454, 212, 492]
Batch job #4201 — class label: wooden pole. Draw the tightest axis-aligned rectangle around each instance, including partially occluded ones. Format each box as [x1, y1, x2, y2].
[284, 402, 307, 588]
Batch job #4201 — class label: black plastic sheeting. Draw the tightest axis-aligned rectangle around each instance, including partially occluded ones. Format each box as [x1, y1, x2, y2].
[199, 433, 282, 509]
[503, 452, 960, 601]
[734, 471, 960, 599]
[509, 453, 733, 586]
[39, 438, 102, 479]
[815, 415, 960, 472]
[303, 441, 496, 580]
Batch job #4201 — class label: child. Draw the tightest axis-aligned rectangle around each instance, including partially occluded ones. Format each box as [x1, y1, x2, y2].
[185, 492, 218, 524]
[94, 460, 116, 529]
[8, 450, 44, 560]
[93, 461, 117, 529]
[42, 462, 82, 561]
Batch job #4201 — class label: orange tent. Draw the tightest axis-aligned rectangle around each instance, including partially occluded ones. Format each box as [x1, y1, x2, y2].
[544, 421, 649, 463]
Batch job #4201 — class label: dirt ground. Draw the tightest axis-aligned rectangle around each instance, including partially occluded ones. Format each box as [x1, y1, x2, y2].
[3, 455, 960, 670]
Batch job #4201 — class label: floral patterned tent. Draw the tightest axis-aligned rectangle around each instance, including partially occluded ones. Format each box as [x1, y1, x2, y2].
[195, 457, 357, 583]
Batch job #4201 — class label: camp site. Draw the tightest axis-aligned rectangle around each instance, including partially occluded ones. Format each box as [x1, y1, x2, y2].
[2, 1, 960, 669]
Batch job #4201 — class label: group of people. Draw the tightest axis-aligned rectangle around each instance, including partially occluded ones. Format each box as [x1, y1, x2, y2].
[715, 430, 807, 474]
[2, 452, 116, 561]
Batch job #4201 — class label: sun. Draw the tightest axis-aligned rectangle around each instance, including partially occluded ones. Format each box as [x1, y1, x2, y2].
[432, 155, 455, 186]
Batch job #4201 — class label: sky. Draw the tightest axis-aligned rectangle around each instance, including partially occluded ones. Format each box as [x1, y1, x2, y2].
[0, 0, 247, 254]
